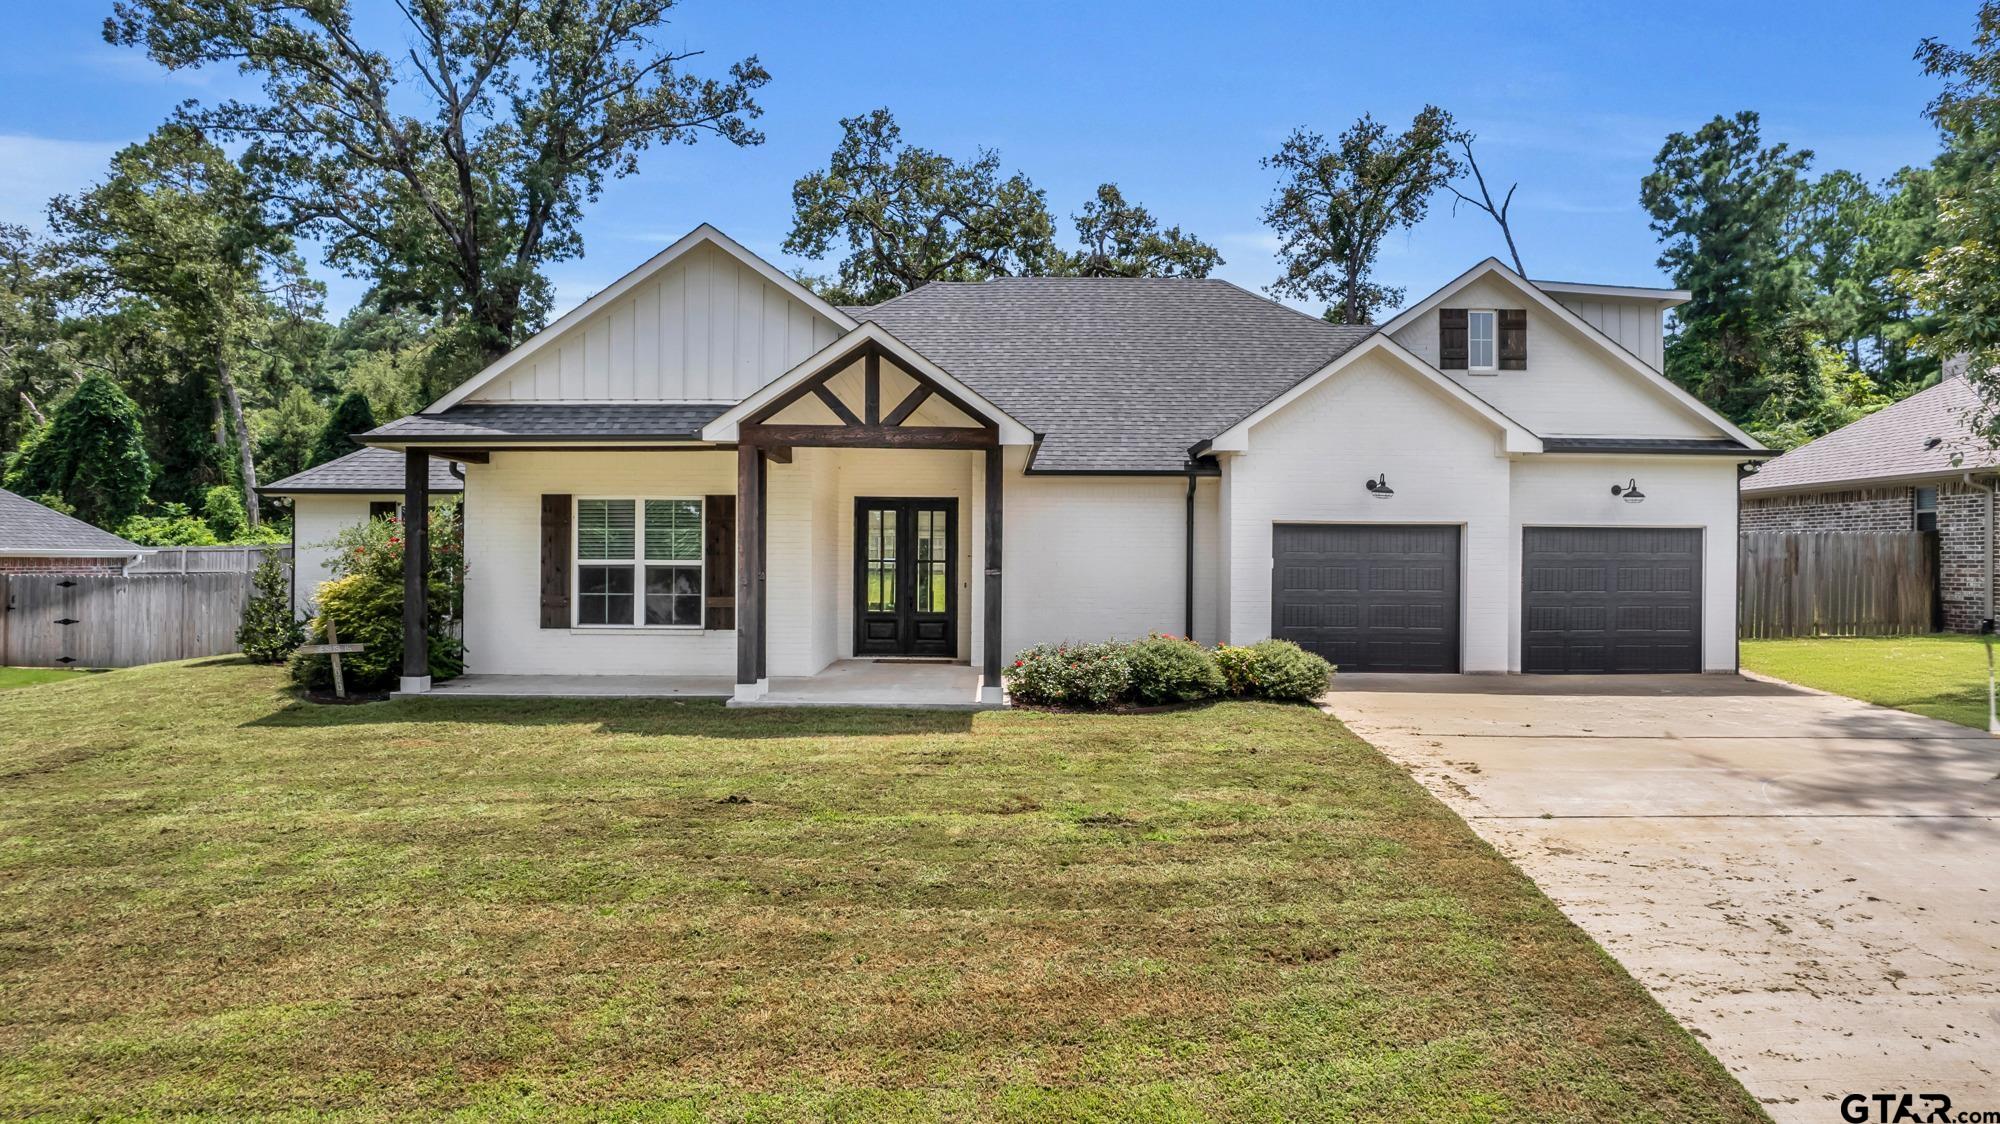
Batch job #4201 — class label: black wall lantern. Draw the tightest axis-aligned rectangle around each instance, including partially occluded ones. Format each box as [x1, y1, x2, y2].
[1610, 478, 1646, 503]
[1364, 474, 1394, 499]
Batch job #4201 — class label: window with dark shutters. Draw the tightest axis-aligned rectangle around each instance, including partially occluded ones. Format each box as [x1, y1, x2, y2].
[539, 493, 572, 629]
[704, 494, 736, 630]
[1498, 309, 1527, 369]
[1439, 308, 1468, 369]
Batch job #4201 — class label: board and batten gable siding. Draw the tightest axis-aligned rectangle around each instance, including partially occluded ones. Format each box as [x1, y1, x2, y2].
[464, 243, 843, 404]
[1220, 347, 1515, 672]
[1391, 274, 1714, 438]
[1545, 291, 1669, 371]
[1509, 456, 1741, 672]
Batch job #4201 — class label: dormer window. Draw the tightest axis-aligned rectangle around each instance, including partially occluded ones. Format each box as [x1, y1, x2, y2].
[1467, 310, 1498, 372]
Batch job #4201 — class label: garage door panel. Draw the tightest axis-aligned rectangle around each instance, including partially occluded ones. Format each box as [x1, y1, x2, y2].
[1523, 527, 1702, 674]
[1273, 524, 1460, 673]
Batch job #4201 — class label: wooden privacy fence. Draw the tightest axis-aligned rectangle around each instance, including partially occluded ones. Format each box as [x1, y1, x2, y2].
[0, 546, 290, 668]
[1738, 531, 1937, 638]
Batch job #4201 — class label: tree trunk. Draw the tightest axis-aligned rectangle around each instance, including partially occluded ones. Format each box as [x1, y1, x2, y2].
[215, 343, 261, 529]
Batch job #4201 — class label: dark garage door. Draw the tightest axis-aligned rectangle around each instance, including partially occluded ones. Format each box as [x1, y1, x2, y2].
[1272, 524, 1460, 673]
[1522, 527, 1702, 673]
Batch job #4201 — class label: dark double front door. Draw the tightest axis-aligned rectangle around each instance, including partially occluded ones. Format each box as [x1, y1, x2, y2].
[855, 498, 957, 657]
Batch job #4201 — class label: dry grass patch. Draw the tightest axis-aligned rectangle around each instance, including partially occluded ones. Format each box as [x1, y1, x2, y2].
[0, 660, 1762, 1121]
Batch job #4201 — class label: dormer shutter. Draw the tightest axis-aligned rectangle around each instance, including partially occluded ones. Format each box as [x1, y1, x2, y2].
[1439, 308, 1468, 369]
[1498, 309, 1527, 370]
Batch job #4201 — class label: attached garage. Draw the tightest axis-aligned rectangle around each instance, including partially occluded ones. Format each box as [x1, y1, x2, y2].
[1272, 524, 1460, 673]
[1522, 527, 1703, 673]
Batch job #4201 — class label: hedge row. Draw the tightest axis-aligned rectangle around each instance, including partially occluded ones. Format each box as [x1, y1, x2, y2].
[1004, 633, 1332, 709]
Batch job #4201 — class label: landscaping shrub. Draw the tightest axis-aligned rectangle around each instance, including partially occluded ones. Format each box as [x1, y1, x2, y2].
[1004, 641, 1131, 708]
[1245, 639, 1334, 700]
[291, 500, 464, 693]
[1124, 632, 1225, 704]
[236, 557, 304, 664]
[1213, 644, 1260, 695]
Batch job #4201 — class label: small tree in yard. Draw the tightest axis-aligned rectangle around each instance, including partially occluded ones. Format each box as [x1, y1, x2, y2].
[237, 557, 304, 663]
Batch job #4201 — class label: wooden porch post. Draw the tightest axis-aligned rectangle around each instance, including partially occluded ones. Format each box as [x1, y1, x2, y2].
[735, 441, 765, 696]
[984, 444, 1003, 695]
[400, 449, 430, 693]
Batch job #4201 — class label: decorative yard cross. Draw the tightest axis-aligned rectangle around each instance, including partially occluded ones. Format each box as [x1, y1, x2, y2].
[297, 619, 365, 699]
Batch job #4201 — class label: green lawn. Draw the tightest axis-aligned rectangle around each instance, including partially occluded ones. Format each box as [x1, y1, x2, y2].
[1742, 633, 1993, 729]
[0, 667, 89, 692]
[0, 660, 1761, 1121]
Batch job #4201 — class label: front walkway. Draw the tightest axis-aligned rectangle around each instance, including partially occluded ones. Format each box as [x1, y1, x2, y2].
[1322, 673, 2000, 1121]
[422, 659, 1000, 710]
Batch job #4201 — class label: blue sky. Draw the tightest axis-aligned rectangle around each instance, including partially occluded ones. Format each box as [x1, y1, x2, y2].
[0, 1, 1970, 321]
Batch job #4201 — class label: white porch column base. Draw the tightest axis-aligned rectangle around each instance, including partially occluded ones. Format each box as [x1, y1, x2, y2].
[399, 675, 432, 695]
[979, 682, 1008, 706]
[732, 679, 767, 703]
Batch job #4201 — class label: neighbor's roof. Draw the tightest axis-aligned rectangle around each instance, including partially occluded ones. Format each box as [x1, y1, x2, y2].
[0, 488, 145, 557]
[262, 448, 464, 495]
[363, 403, 729, 445]
[1742, 375, 2000, 494]
[860, 277, 1376, 471]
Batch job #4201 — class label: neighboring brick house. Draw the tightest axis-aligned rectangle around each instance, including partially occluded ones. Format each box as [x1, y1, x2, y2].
[1740, 370, 1999, 631]
[0, 488, 149, 575]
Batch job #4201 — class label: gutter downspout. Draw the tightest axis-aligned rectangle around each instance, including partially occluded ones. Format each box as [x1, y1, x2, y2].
[1184, 470, 1197, 639]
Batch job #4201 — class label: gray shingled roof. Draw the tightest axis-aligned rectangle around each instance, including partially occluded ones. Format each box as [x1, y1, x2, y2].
[0, 488, 144, 555]
[860, 278, 1376, 471]
[262, 448, 463, 495]
[364, 403, 729, 443]
[1742, 375, 2000, 494]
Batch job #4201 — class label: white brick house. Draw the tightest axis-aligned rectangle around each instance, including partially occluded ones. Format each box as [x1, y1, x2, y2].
[335, 225, 1761, 699]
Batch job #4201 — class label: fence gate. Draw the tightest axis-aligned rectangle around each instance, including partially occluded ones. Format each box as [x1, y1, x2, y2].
[1738, 531, 1938, 639]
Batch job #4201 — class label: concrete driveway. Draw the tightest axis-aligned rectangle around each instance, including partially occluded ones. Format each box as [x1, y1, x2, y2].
[1322, 674, 2000, 1121]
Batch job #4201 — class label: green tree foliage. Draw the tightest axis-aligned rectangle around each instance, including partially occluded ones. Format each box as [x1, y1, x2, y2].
[0, 225, 71, 453]
[313, 392, 378, 470]
[237, 556, 305, 664]
[4, 376, 154, 527]
[49, 124, 324, 528]
[1061, 184, 1222, 278]
[1261, 107, 1463, 324]
[115, 503, 220, 547]
[1640, 111, 1814, 421]
[107, 0, 770, 389]
[255, 387, 330, 488]
[1903, 1, 2000, 426]
[1744, 333, 1893, 451]
[786, 109, 1057, 304]
[201, 484, 247, 540]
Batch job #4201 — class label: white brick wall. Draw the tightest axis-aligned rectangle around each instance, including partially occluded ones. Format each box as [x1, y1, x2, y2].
[1221, 348, 1516, 671]
[1217, 347, 1743, 672]
[291, 494, 395, 615]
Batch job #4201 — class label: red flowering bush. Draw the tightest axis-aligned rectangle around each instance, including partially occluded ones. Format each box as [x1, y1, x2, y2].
[1004, 641, 1131, 707]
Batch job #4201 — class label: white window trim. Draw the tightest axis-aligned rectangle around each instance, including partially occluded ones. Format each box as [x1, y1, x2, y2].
[1914, 486, 1939, 532]
[1466, 308, 1499, 374]
[573, 495, 706, 630]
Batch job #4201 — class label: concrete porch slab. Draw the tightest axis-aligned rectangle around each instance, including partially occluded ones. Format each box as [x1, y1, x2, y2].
[412, 674, 734, 699]
[731, 659, 1006, 710]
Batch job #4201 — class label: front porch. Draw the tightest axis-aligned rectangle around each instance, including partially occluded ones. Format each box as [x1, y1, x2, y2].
[415, 659, 1000, 709]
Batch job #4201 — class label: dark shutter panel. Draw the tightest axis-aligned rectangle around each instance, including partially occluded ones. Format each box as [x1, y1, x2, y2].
[1439, 307, 1468, 369]
[539, 494, 571, 629]
[1498, 309, 1528, 370]
[704, 494, 736, 630]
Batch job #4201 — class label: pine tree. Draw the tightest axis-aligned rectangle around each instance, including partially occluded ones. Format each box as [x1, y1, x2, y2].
[312, 392, 377, 468]
[237, 556, 304, 663]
